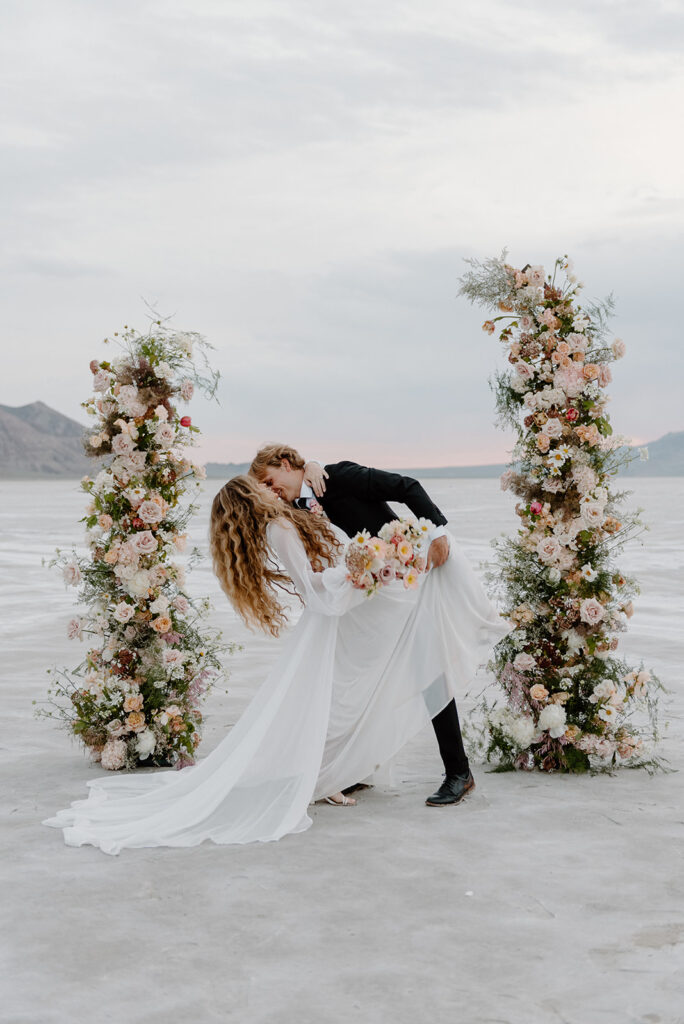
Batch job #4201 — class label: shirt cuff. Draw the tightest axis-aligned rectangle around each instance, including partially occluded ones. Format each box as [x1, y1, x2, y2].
[429, 524, 448, 541]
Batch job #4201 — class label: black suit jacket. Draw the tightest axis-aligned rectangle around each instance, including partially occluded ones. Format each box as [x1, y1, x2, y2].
[317, 461, 448, 538]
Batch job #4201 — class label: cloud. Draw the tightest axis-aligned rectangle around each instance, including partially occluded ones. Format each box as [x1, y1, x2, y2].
[1, 0, 682, 466]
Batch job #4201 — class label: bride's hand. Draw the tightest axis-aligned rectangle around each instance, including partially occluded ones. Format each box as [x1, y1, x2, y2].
[427, 536, 449, 570]
[304, 461, 329, 497]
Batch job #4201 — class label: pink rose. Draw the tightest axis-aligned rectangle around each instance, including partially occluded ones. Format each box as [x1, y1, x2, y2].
[155, 423, 176, 449]
[379, 564, 396, 584]
[513, 653, 536, 672]
[138, 500, 164, 525]
[536, 536, 561, 563]
[180, 416, 192, 427]
[526, 265, 545, 287]
[512, 361, 534, 381]
[67, 618, 83, 640]
[172, 595, 190, 614]
[111, 433, 134, 456]
[611, 338, 626, 359]
[131, 531, 158, 555]
[530, 501, 543, 515]
[180, 379, 194, 401]
[89, 360, 100, 374]
[580, 598, 605, 626]
[98, 514, 113, 530]
[62, 563, 82, 586]
[566, 407, 579, 422]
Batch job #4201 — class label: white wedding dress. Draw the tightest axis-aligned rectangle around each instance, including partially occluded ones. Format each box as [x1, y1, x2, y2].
[44, 521, 507, 855]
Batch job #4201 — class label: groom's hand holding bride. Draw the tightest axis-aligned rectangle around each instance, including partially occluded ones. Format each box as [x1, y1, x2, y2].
[303, 461, 328, 498]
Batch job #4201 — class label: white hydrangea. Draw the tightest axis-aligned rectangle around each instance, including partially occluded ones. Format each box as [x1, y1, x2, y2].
[489, 707, 538, 749]
[135, 729, 156, 759]
[538, 703, 567, 738]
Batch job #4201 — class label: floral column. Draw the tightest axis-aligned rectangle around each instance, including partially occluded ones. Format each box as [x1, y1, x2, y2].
[44, 322, 231, 770]
[458, 255, 661, 773]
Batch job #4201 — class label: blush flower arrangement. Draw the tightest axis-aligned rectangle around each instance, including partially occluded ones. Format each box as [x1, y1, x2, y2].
[345, 518, 430, 595]
[40, 320, 234, 771]
[458, 254, 663, 773]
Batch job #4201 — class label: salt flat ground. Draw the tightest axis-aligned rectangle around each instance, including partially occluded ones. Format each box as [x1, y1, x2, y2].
[1, 478, 683, 1024]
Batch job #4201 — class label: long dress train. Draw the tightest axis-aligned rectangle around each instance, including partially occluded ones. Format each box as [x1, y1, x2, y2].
[44, 521, 507, 854]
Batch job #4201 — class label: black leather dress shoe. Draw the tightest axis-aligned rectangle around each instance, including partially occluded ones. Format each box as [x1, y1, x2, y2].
[425, 771, 475, 806]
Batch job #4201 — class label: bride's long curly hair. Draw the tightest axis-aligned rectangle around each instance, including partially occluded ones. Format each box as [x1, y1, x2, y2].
[210, 475, 342, 636]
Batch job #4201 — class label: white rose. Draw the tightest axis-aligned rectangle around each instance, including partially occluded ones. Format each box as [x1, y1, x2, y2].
[127, 570, 152, 597]
[589, 680, 616, 704]
[113, 601, 135, 623]
[150, 595, 169, 614]
[580, 502, 604, 527]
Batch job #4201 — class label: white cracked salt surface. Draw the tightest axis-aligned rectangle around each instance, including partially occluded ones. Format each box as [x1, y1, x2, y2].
[2, 478, 683, 1023]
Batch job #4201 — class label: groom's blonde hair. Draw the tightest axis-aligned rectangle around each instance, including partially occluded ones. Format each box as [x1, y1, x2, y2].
[249, 444, 306, 479]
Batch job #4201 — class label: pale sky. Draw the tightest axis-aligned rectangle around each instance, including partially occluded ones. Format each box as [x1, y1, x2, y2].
[2, 0, 683, 467]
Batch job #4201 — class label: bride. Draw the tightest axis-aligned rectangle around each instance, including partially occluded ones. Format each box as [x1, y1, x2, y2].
[44, 475, 506, 855]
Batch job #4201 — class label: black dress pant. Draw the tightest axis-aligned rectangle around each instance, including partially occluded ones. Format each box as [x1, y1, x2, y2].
[431, 699, 469, 776]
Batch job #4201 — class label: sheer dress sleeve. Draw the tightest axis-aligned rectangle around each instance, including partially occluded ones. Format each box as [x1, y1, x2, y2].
[267, 520, 367, 618]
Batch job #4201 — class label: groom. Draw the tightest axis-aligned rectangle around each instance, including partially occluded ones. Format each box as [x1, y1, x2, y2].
[249, 443, 475, 808]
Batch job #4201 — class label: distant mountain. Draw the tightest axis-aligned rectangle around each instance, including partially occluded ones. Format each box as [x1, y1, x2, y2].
[0, 402, 91, 478]
[205, 462, 250, 479]
[618, 431, 684, 476]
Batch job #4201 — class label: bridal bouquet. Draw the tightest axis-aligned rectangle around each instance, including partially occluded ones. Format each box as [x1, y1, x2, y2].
[42, 321, 233, 770]
[345, 518, 430, 596]
[459, 254, 662, 773]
